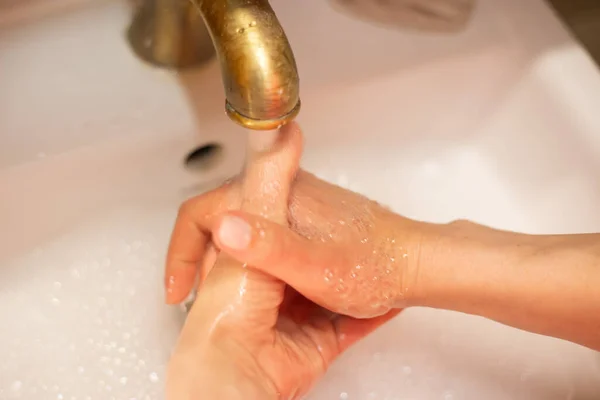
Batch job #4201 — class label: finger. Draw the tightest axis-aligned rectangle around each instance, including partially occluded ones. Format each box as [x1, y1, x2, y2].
[241, 122, 303, 224]
[165, 185, 230, 304]
[198, 243, 218, 288]
[198, 123, 304, 326]
[334, 309, 403, 353]
[211, 211, 347, 309]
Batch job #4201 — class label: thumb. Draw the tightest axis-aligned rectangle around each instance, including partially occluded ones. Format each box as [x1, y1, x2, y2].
[211, 211, 349, 312]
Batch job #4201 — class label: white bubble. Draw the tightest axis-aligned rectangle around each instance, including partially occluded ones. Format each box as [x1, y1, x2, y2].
[443, 392, 455, 400]
[11, 380, 23, 392]
[149, 372, 159, 383]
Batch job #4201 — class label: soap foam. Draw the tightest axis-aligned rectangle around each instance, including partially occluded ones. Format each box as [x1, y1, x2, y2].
[0, 204, 184, 400]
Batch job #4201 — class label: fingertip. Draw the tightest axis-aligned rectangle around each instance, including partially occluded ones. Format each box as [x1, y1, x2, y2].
[165, 287, 191, 305]
[213, 212, 254, 252]
[212, 211, 281, 267]
[164, 269, 197, 305]
[279, 121, 304, 161]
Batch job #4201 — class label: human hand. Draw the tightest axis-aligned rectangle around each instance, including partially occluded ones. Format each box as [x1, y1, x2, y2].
[166, 123, 402, 400]
[165, 142, 429, 319]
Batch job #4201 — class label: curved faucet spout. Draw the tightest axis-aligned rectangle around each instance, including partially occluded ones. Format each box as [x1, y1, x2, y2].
[193, 0, 301, 130]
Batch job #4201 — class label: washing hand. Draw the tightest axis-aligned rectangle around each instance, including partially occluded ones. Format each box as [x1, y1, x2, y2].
[166, 121, 600, 359]
[166, 123, 402, 400]
[165, 134, 430, 318]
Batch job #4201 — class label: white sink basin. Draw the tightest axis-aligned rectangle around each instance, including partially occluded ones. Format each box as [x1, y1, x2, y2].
[2, 0, 600, 399]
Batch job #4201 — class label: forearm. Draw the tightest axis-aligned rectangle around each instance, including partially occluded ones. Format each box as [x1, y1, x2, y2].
[413, 220, 600, 350]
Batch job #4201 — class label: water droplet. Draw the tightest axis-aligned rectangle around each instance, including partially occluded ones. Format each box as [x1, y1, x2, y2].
[51, 297, 60, 306]
[53, 281, 62, 290]
[385, 269, 392, 275]
[402, 253, 408, 258]
[340, 392, 349, 399]
[339, 220, 346, 226]
[119, 376, 128, 385]
[350, 272, 357, 279]
[149, 372, 159, 383]
[389, 257, 395, 262]
[443, 392, 455, 400]
[249, 21, 257, 27]
[402, 365, 412, 375]
[361, 238, 368, 244]
[237, 27, 245, 34]
[324, 269, 334, 282]
[355, 264, 362, 270]
[11, 380, 22, 392]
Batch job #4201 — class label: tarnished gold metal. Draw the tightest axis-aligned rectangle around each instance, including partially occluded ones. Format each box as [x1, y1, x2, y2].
[191, 0, 301, 130]
[128, 0, 301, 130]
[127, 0, 216, 69]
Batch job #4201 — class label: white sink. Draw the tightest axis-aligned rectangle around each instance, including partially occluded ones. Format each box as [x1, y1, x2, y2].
[1, 0, 600, 399]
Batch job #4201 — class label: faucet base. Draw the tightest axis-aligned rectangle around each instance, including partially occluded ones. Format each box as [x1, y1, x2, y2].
[126, 0, 215, 70]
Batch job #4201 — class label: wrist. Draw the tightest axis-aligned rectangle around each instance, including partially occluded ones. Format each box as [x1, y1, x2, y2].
[382, 214, 443, 309]
[170, 326, 277, 400]
[405, 219, 528, 311]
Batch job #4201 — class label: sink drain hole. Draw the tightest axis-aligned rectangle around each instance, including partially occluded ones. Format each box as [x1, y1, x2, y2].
[184, 143, 224, 171]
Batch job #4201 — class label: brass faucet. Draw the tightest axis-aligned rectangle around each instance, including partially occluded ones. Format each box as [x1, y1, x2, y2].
[127, 0, 301, 130]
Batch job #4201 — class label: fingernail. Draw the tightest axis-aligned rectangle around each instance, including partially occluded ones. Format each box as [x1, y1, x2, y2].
[217, 216, 252, 250]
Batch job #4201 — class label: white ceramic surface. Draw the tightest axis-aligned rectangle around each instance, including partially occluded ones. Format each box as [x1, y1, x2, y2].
[1, 0, 600, 399]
